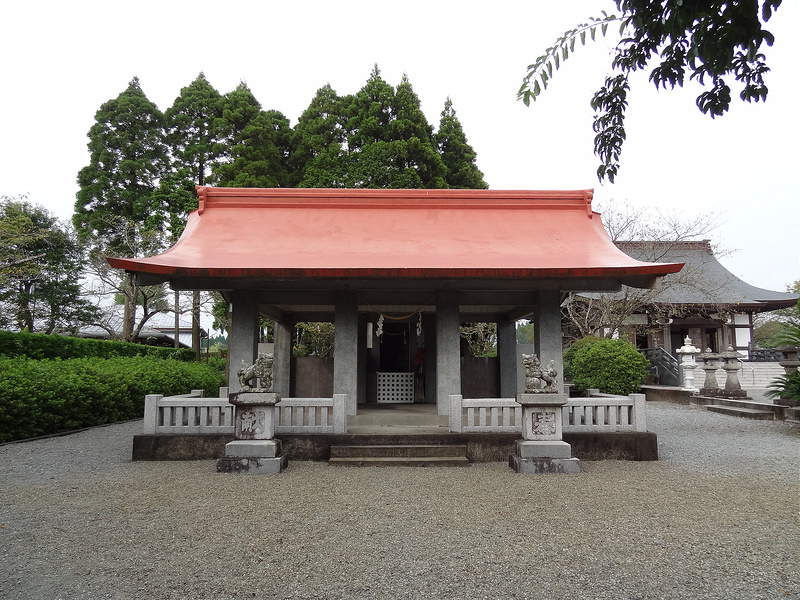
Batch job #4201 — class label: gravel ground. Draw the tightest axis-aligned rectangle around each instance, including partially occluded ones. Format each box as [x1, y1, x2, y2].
[1, 401, 798, 600]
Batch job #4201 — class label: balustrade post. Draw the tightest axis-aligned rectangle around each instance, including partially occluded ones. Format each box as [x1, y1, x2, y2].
[333, 394, 347, 434]
[449, 395, 463, 432]
[143, 394, 163, 434]
[630, 393, 646, 432]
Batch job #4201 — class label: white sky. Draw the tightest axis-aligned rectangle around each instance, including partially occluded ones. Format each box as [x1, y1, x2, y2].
[2, 0, 798, 293]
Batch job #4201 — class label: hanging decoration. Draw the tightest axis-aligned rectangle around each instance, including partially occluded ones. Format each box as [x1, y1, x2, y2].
[376, 314, 384, 339]
[416, 313, 423, 337]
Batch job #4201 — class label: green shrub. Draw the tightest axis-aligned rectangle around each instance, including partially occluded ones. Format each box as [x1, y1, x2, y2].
[570, 338, 649, 395]
[0, 330, 196, 361]
[0, 356, 227, 442]
[563, 336, 602, 381]
[765, 371, 800, 406]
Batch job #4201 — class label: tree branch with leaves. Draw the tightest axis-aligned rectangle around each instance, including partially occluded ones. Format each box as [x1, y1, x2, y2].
[519, 1, 783, 182]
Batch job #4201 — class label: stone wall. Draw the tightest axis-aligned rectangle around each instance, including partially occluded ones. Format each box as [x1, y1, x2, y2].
[291, 356, 334, 397]
[461, 356, 500, 398]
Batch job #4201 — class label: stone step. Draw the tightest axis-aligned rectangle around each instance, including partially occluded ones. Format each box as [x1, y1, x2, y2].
[706, 405, 774, 420]
[329, 456, 471, 467]
[329, 444, 469, 467]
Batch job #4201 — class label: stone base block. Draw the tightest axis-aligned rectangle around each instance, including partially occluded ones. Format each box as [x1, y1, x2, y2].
[516, 440, 572, 459]
[702, 389, 749, 399]
[224, 439, 281, 458]
[509, 454, 580, 474]
[216, 455, 288, 474]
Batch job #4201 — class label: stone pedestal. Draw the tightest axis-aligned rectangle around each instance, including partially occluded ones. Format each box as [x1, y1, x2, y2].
[216, 392, 287, 474]
[509, 393, 580, 474]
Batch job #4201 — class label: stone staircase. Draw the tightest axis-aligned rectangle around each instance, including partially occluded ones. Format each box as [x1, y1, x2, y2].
[329, 444, 470, 467]
[724, 362, 784, 389]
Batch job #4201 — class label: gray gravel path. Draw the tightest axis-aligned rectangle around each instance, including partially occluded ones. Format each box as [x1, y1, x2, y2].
[1, 401, 798, 600]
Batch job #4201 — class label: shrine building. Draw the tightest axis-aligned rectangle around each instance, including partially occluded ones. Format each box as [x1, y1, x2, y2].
[109, 187, 683, 418]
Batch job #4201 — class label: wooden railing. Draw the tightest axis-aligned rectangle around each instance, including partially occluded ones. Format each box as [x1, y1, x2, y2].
[448, 393, 647, 433]
[142, 391, 348, 435]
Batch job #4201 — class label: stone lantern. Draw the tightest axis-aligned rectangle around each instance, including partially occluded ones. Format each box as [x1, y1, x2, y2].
[718, 346, 748, 398]
[697, 348, 721, 396]
[676, 336, 701, 392]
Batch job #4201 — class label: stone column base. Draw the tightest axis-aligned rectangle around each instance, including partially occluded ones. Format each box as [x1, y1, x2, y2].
[510, 440, 580, 474]
[509, 454, 581, 474]
[216, 440, 287, 474]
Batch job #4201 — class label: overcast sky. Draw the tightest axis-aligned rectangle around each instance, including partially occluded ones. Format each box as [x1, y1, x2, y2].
[2, 1, 798, 293]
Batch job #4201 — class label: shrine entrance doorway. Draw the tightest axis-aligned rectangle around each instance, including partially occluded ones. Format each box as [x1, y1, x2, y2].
[366, 320, 425, 404]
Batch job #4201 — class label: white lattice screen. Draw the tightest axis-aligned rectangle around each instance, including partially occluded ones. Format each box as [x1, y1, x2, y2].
[376, 372, 414, 403]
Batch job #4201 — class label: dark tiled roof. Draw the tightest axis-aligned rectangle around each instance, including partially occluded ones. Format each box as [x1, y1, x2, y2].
[616, 240, 798, 312]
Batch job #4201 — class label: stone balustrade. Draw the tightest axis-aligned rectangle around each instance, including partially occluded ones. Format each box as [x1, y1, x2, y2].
[563, 392, 647, 432]
[142, 391, 348, 435]
[448, 393, 647, 434]
[448, 397, 521, 433]
[275, 395, 348, 434]
[143, 390, 235, 435]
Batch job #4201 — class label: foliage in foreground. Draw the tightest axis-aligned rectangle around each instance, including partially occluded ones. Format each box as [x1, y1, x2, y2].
[764, 299, 800, 405]
[0, 356, 227, 443]
[568, 337, 648, 395]
[0, 330, 195, 362]
[519, 1, 783, 182]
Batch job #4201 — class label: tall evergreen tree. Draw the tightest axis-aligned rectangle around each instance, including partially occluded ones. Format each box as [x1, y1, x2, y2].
[74, 77, 168, 252]
[163, 73, 224, 355]
[74, 77, 170, 340]
[390, 74, 447, 188]
[435, 98, 488, 189]
[345, 65, 396, 152]
[215, 83, 292, 188]
[289, 84, 349, 186]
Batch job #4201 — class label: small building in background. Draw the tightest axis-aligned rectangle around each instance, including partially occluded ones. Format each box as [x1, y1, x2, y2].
[615, 240, 798, 358]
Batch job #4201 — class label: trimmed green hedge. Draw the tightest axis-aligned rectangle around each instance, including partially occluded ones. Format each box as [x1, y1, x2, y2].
[0, 330, 196, 362]
[0, 356, 227, 442]
[569, 338, 649, 396]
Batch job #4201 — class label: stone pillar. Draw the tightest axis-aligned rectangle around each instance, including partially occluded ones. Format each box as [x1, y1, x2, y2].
[510, 393, 580, 474]
[334, 291, 359, 416]
[534, 291, 564, 393]
[229, 290, 259, 394]
[497, 319, 518, 397]
[217, 392, 287, 474]
[273, 320, 292, 398]
[436, 290, 461, 416]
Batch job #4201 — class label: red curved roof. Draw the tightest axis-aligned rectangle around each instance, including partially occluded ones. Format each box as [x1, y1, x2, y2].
[107, 187, 683, 284]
